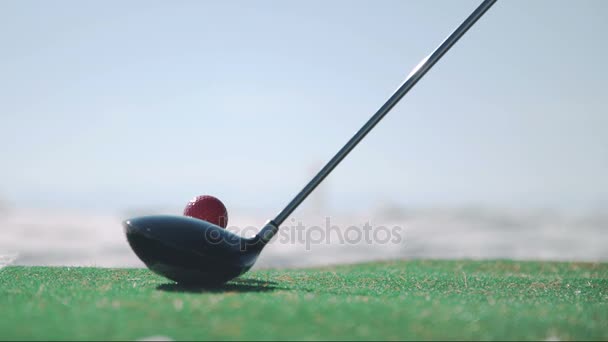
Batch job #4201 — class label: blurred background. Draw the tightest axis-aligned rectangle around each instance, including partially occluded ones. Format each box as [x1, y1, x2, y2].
[1, 0, 607, 269]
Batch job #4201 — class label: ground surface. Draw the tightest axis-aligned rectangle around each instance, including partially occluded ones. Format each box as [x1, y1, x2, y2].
[0, 260, 606, 340]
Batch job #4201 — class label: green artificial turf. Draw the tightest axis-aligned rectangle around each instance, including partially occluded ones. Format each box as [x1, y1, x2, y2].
[0, 260, 607, 340]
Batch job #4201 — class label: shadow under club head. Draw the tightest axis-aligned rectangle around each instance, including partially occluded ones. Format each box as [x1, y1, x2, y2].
[123, 215, 264, 286]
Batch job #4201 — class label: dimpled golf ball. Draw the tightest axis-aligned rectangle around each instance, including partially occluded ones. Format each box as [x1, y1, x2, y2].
[183, 195, 228, 228]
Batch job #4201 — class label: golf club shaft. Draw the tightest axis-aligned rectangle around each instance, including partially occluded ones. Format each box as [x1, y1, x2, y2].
[272, 0, 497, 227]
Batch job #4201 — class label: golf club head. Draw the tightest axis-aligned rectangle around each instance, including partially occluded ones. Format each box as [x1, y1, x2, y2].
[123, 215, 264, 286]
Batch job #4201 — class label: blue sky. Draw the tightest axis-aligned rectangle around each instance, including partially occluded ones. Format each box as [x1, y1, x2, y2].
[1, 0, 607, 215]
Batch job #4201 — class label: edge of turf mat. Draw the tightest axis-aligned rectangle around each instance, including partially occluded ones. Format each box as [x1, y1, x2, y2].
[1, 260, 606, 340]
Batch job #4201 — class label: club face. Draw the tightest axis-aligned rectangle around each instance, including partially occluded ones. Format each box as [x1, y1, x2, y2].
[124, 215, 262, 285]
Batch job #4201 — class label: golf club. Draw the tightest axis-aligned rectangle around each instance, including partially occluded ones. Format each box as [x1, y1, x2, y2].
[124, 0, 497, 286]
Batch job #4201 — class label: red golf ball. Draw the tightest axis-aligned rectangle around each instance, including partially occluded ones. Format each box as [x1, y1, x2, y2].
[183, 195, 228, 228]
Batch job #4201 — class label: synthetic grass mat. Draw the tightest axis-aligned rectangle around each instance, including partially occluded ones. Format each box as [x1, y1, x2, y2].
[1, 260, 606, 340]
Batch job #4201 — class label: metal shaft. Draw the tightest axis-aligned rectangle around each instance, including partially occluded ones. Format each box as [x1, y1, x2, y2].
[272, 0, 497, 226]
